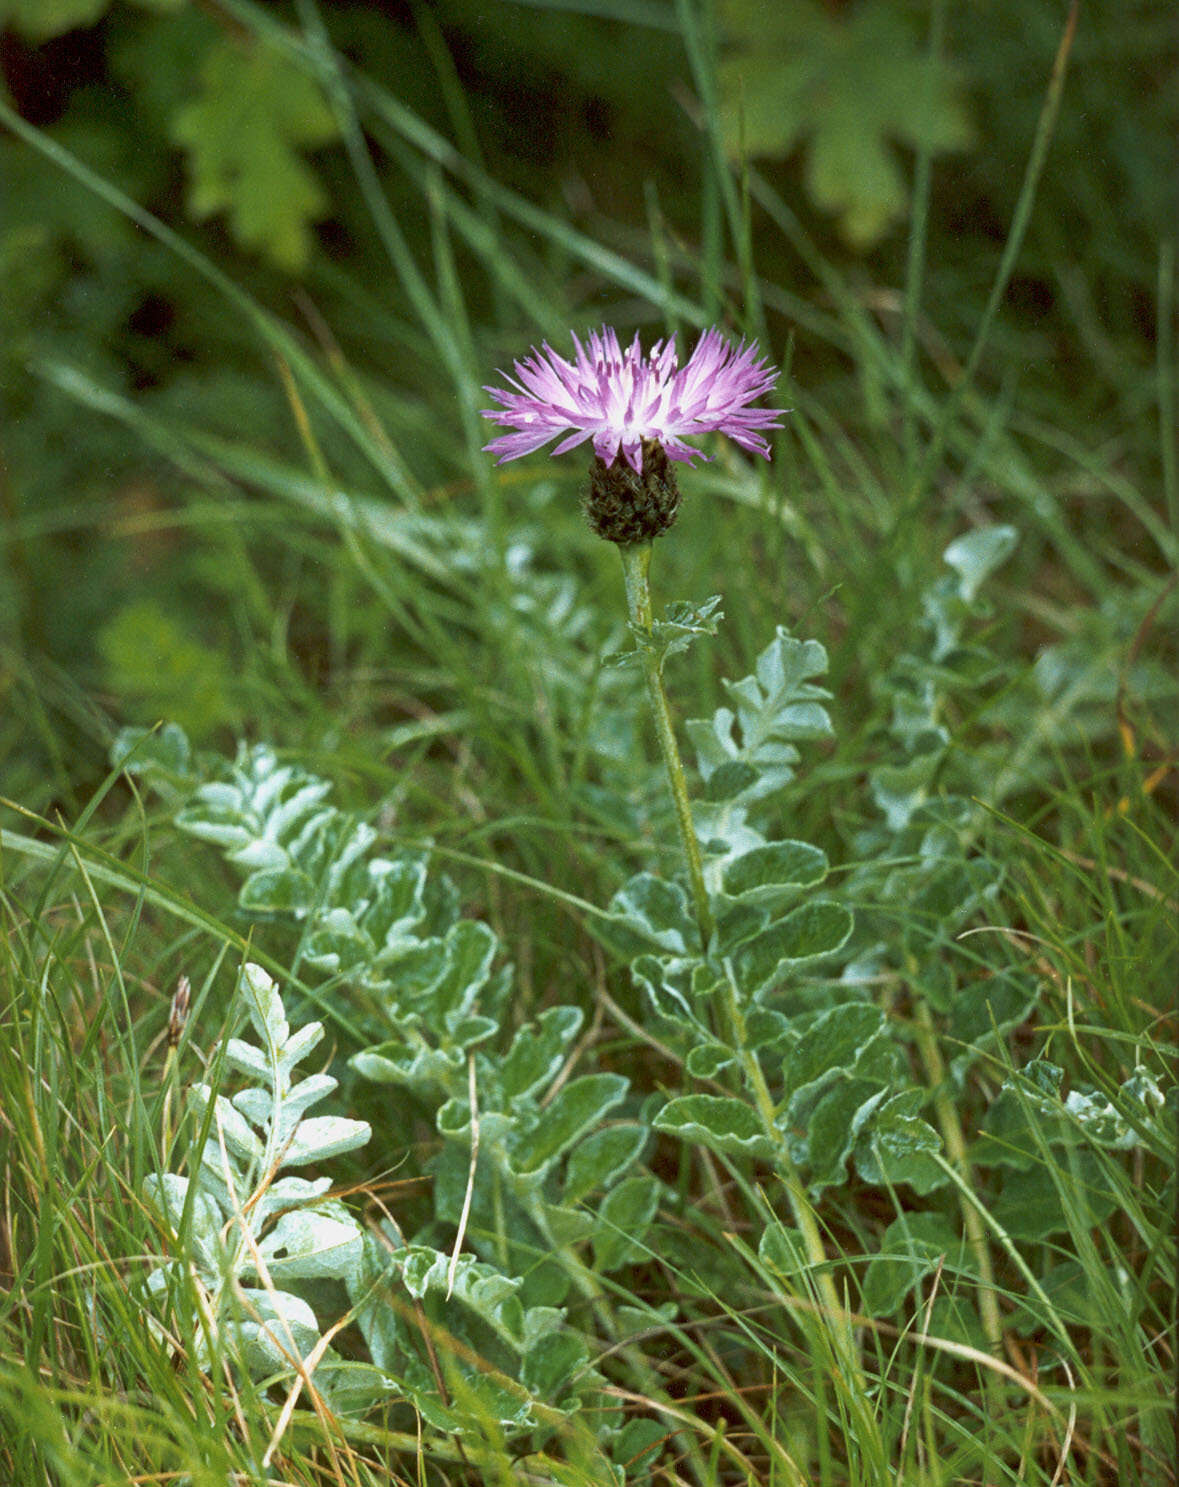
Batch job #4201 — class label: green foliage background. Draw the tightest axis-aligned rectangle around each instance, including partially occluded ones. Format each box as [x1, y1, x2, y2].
[2, 0, 1173, 790]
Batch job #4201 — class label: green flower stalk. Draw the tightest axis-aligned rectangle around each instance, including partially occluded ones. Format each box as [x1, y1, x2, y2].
[482, 323, 782, 941]
[617, 537, 714, 948]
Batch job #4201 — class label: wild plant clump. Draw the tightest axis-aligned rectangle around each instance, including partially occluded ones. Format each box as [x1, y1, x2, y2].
[115, 444, 1175, 1477]
[2, 6, 1174, 1482]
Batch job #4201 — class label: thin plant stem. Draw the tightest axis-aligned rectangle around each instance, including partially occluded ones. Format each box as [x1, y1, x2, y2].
[617, 541, 715, 951]
[616, 539, 867, 1400]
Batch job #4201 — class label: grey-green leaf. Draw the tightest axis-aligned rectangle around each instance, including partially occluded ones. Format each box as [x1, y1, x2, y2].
[604, 874, 697, 956]
[802, 1079, 888, 1192]
[521, 1329, 589, 1402]
[654, 1095, 775, 1161]
[500, 1006, 583, 1103]
[861, 1212, 969, 1316]
[111, 722, 192, 777]
[688, 629, 832, 803]
[255, 1207, 365, 1283]
[943, 525, 1018, 602]
[563, 1124, 648, 1203]
[854, 1090, 945, 1194]
[685, 1041, 738, 1079]
[239, 962, 288, 1049]
[279, 1021, 326, 1073]
[592, 1176, 661, 1271]
[700, 759, 761, 802]
[782, 1003, 886, 1106]
[237, 1287, 321, 1371]
[143, 1173, 225, 1270]
[282, 1115, 371, 1167]
[431, 918, 498, 1019]
[238, 867, 317, 917]
[223, 1037, 271, 1083]
[735, 901, 854, 995]
[629, 954, 710, 1032]
[722, 840, 828, 902]
[511, 1074, 629, 1176]
[758, 1221, 808, 1278]
[193, 1087, 262, 1166]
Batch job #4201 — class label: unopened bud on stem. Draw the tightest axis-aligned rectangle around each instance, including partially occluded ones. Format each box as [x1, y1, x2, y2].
[584, 439, 682, 545]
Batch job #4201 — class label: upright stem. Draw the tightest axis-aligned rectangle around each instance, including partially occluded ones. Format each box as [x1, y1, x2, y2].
[618, 542, 714, 951]
[617, 542, 868, 1405]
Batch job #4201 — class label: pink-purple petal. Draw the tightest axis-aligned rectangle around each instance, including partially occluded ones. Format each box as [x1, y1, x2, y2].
[483, 430, 560, 463]
[550, 428, 596, 457]
[482, 324, 782, 473]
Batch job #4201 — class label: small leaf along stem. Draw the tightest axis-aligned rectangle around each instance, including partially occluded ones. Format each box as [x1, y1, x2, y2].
[617, 541, 715, 952]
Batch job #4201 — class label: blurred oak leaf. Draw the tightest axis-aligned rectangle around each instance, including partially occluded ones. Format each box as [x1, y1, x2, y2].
[0, 0, 108, 40]
[171, 37, 339, 272]
[720, 0, 973, 247]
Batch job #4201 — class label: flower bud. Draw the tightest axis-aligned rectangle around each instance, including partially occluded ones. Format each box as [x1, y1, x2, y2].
[583, 439, 682, 545]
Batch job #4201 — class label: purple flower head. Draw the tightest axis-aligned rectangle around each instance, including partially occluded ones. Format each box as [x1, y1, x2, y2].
[481, 325, 783, 474]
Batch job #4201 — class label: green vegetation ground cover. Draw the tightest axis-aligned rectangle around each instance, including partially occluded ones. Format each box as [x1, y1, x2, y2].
[1, 2, 1175, 1483]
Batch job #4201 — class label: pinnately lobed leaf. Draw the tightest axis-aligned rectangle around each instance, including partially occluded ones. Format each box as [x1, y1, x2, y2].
[171, 36, 340, 271]
[718, 0, 973, 245]
[688, 629, 833, 812]
[142, 964, 370, 1382]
